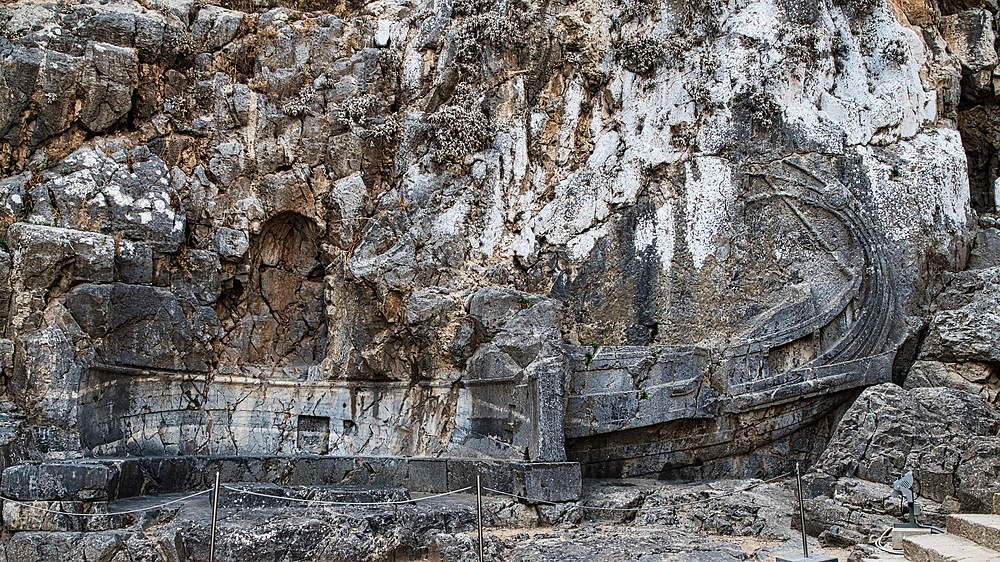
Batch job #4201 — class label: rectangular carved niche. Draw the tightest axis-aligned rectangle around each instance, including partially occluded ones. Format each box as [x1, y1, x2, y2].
[297, 415, 330, 454]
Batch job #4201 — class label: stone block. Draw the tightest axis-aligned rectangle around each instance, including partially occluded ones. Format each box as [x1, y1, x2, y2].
[445, 459, 516, 494]
[892, 526, 931, 550]
[1, 462, 114, 501]
[2, 499, 133, 532]
[285, 457, 357, 486]
[137, 456, 200, 494]
[521, 462, 581, 503]
[406, 458, 448, 493]
[3, 500, 86, 532]
[339, 457, 407, 488]
[947, 514, 1000, 551]
[903, 533, 1000, 562]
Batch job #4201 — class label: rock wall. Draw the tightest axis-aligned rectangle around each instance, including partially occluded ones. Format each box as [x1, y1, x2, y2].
[0, 0, 985, 476]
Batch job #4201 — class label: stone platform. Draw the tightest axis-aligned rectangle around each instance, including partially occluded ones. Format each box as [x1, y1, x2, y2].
[902, 513, 1000, 561]
[0, 455, 582, 504]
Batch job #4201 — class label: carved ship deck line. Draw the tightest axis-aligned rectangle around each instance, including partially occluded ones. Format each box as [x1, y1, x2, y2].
[565, 178, 899, 478]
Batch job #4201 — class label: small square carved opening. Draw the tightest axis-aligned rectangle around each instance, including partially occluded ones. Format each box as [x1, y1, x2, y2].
[297, 415, 330, 454]
[342, 419, 358, 436]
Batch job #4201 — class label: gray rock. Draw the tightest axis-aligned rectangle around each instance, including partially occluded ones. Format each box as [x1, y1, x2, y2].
[213, 227, 249, 261]
[0, 339, 13, 378]
[811, 383, 1000, 511]
[406, 289, 454, 324]
[78, 42, 137, 133]
[191, 5, 243, 52]
[967, 228, 1000, 269]
[468, 288, 546, 337]
[114, 240, 152, 284]
[1, 462, 114, 501]
[208, 140, 245, 187]
[6, 225, 116, 287]
[940, 9, 998, 72]
[0, 250, 11, 329]
[904, 360, 999, 405]
[31, 50, 81, 143]
[169, 249, 222, 305]
[44, 146, 184, 252]
[0, 45, 41, 140]
[920, 267, 1000, 363]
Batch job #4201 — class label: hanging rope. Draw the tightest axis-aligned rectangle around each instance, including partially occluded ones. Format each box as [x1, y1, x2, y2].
[220, 484, 473, 506]
[0, 488, 212, 517]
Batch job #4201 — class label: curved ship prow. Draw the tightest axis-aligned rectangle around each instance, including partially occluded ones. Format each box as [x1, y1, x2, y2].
[565, 173, 900, 479]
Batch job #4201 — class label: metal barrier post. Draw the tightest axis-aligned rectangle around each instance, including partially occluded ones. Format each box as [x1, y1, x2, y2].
[210, 471, 221, 562]
[797, 463, 808, 558]
[477, 473, 485, 562]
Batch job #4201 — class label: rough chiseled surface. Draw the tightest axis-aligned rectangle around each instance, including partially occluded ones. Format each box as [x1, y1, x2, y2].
[0, 2, 998, 555]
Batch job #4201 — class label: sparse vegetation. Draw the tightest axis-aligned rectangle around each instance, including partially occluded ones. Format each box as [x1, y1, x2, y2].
[341, 94, 381, 125]
[882, 38, 909, 65]
[733, 87, 782, 132]
[357, 118, 400, 146]
[459, 13, 522, 49]
[619, 0, 658, 22]
[452, 0, 493, 17]
[425, 86, 494, 165]
[617, 37, 667, 76]
[832, 0, 882, 17]
[280, 86, 318, 117]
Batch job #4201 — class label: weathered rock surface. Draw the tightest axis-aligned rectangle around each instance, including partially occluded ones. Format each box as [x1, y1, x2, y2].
[804, 382, 1000, 539]
[0, 0, 994, 555]
[920, 268, 1000, 364]
[0, 476, 846, 562]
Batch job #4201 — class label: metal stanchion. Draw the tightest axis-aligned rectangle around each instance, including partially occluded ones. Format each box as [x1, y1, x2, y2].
[776, 463, 838, 561]
[797, 463, 808, 558]
[477, 473, 485, 562]
[210, 471, 220, 562]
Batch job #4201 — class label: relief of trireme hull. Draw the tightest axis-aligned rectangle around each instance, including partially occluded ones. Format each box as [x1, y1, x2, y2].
[561, 156, 900, 479]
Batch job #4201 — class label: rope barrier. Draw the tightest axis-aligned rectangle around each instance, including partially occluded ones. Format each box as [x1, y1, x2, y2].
[0, 470, 794, 520]
[220, 484, 473, 506]
[0, 488, 213, 517]
[483, 487, 558, 506]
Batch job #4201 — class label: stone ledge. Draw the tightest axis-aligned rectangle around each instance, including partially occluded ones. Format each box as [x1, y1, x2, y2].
[1, 456, 582, 503]
[902, 533, 1000, 562]
[947, 513, 1000, 551]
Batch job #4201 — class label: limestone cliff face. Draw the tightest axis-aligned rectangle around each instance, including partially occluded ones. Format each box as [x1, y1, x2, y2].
[0, 0, 984, 472]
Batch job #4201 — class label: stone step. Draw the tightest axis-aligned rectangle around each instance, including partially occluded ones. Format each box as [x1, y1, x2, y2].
[947, 514, 1000, 551]
[902, 533, 999, 562]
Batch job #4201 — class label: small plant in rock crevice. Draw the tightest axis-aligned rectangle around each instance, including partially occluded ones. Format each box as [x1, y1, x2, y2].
[882, 38, 909, 66]
[832, 0, 882, 18]
[617, 37, 667, 76]
[452, 0, 494, 17]
[425, 85, 494, 165]
[619, 0, 658, 22]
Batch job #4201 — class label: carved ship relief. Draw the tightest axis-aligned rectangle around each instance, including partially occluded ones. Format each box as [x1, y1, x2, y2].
[565, 160, 899, 478]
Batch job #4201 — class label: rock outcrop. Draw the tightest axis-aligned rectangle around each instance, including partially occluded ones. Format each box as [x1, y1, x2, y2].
[0, 0, 989, 496]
